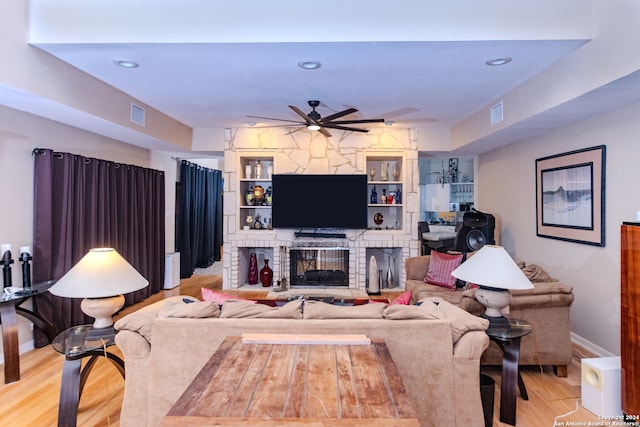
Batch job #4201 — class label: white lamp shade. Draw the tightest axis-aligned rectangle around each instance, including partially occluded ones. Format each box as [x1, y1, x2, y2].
[450, 245, 533, 290]
[49, 248, 149, 298]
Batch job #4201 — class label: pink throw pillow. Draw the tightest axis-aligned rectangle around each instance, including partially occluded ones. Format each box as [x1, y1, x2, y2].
[390, 290, 412, 305]
[201, 288, 257, 305]
[424, 252, 463, 290]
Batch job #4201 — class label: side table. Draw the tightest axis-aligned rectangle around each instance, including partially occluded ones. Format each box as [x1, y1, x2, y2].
[52, 325, 125, 427]
[485, 318, 532, 426]
[0, 280, 58, 383]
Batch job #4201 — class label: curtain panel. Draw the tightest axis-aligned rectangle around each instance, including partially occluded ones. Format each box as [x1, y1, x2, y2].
[176, 160, 223, 278]
[31, 149, 165, 346]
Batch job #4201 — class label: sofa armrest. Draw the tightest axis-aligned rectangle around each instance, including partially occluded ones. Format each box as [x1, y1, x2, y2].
[115, 329, 151, 357]
[420, 297, 489, 343]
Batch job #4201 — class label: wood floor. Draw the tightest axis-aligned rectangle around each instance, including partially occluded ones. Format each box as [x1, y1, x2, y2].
[0, 273, 608, 427]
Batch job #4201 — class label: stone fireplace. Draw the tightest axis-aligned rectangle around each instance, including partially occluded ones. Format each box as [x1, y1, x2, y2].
[221, 127, 421, 292]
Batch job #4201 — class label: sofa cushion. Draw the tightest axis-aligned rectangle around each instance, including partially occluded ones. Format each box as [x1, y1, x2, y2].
[201, 288, 258, 305]
[382, 303, 444, 320]
[220, 299, 303, 319]
[424, 251, 463, 290]
[303, 300, 386, 319]
[517, 261, 558, 282]
[158, 300, 220, 318]
[114, 295, 199, 342]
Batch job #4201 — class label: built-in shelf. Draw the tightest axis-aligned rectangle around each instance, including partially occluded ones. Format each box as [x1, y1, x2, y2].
[367, 152, 405, 232]
[238, 153, 275, 231]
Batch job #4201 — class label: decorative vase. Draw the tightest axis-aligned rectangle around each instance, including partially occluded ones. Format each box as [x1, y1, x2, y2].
[248, 253, 258, 285]
[260, 259, 273, 287]
[380, 162, 389, 181]
[368, 256, 380, 294]
[386, 256, 395, 288]
[254, 160, 264, 179]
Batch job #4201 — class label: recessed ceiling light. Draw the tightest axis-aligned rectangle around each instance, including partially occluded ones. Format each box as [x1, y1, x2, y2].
[248, 122, 257, 127]
[297, 60, 321, 70]
[385, 121, 394, 127]
[485, 57, 512, 66]
[113, 59, 140, 69]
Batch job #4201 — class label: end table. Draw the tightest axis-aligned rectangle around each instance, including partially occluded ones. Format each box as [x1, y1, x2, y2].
[0, 280, 58, 383]
[485, 318, 532, 426]
[52, 325, 125, 427]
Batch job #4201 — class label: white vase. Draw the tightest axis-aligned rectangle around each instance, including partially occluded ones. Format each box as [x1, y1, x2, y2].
[368, 256, 380, 294]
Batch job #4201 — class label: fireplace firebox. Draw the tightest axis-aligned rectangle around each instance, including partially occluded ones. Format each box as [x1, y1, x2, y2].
[289, 247, 349, 287]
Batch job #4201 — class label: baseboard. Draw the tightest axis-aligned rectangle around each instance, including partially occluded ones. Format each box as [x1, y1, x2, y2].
[0, 339, 35, 365]
[571, 332, 617, 358]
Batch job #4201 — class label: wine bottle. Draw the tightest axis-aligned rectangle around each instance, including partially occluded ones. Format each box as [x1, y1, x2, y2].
[370, 186, 378, 204]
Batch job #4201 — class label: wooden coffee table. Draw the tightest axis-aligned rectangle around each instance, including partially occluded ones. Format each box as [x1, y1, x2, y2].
[161, 334, 418, 426]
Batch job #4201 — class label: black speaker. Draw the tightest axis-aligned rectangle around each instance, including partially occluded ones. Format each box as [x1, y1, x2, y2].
[455, 211, 495, 252]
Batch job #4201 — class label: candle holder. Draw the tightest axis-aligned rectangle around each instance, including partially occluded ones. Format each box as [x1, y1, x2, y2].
[19, 247, 32, 289]
[1, 245, 13, 288]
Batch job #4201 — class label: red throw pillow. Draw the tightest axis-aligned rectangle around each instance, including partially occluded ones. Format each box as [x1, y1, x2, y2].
[390, 290, 412, 305]
[424, 252, 463, 290]
[201, 288, 257, 305]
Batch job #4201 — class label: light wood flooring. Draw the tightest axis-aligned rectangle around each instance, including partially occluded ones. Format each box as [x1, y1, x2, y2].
[0, 274, 609, 426]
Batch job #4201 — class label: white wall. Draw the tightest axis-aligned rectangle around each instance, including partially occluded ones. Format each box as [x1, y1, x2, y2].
[476, 99, 640, 355]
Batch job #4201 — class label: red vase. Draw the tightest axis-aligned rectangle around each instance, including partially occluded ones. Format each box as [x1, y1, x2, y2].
[260, 259, 273, 287]
[248, 253, 258, 285]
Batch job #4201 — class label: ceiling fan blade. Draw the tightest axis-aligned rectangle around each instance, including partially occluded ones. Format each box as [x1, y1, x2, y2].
[320, 108, 358, 123]
[289, 105, 315, 124]
[318, 127, 332, 137]
[246, 115, 304, 124]
[252, 124, 302, 129]
[323, 124, 369, 133]
[328, 118, 385, 125]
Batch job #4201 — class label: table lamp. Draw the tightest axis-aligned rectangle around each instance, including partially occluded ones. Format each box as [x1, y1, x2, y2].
[450, 245, 533, 325]
[49, 248, 148, 329]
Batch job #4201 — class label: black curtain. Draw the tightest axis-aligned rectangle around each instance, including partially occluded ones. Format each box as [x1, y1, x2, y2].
[177, 160, 223, 278]
[31, 149, 165, 346]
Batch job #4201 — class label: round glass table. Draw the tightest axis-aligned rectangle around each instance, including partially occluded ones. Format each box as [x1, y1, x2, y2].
[52, 325, 124, 427]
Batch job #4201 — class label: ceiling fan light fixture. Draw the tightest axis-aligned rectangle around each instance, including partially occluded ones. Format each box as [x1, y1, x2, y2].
[297, 60, 321, 70]
[307, 124, 321, 131]
[485, 57, 512, 66]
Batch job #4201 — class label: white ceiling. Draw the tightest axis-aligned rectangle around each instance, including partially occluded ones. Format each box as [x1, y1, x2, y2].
[16, 1, 627, 155]
[35, 40, 585, 131]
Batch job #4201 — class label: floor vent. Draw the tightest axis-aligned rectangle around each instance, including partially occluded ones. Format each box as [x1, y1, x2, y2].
[131, 103, 146, 127]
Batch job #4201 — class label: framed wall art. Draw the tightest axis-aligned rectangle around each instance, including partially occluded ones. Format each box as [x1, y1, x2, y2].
[535, 145, 606, 246]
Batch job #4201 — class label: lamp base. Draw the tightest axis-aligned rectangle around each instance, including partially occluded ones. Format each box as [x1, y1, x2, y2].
[80, 295, 125, 329]
[474, 287, 511, 318]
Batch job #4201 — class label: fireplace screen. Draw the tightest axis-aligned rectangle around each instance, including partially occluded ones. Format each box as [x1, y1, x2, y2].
[289, 248, 349, 287]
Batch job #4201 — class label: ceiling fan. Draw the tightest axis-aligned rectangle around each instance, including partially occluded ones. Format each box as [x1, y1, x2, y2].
[247, 100, 385, 137]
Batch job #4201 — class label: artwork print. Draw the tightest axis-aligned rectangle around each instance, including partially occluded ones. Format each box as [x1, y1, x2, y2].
[536, 145, 605, 246]
[541, 164, 593, 228]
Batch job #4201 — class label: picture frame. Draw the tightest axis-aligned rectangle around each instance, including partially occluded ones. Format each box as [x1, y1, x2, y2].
[535, 145, 606, 246]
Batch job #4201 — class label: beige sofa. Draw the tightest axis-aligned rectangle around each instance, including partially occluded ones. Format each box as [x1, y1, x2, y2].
[405, 255, 575, 376]
[114, 295, 489, 427]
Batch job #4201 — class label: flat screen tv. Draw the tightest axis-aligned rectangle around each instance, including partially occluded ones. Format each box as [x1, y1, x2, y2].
[272, 174, 368, 229]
